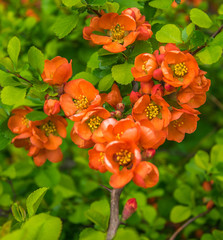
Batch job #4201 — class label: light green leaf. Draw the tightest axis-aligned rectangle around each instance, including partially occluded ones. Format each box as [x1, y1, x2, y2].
[26, 111, 48, 121]
[130, 41, 153, 58]
[111, 62, 134, 85]
[26, 187, 48, 217]
[1, 86, 26, 105]
[74, 72, 99, 86]
[213, 229, 223, 240]
[98, 74, 114, 92]
[170, 205, 191, 223]
[105, 2, 119, 13]
[142, 205, 157, 224]
[52, 14, 79, 39]
[85, 199, 110, 231]
[149, 0, 172, 10]
[0, 57, 14, 72]
[87, 52, 99, 70]
[211, 144, 223, 166]
[174, 185, 193, 205]
[190, 8, 213, 28]
[156, 24, 182, 43]
[62, 0, 82, 7]
[11, 203, 26, 222]
[7, 36, 20, 68]
[28, 46, 45, 74]
[196, 46, 222, 64]
[194, 150, 210, 170]
[210, 31, 223, 48]
[218, 4, 223, 15]
[201, 234, 215, 240]
[114, 228, 140, 240]
[182, 23, 195, 42]
[79, 228, 106, 240]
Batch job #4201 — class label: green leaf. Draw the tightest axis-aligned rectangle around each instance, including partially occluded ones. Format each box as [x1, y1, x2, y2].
[85, 199, 110, 231]
[149, 0, 172, 10]
[0, 57, 14, 72]
[213, 230, 223, 240]
[114, 228, 140, 240]
[62, 0, 81, 7]
[79, 228, 106, 240]
[111, 62, 134, 85]
[105, 2, 119, 13]
[216, 129, 223, 144]
[98, 74, 114, 92]
[28, 46, 45, 74]
[182, 23, 195, 43]
[74, 72, 99, 85]
[156, 24, 182, 43]
[11, 203, 26, 222]
[130, 41, 153, 58]
[26, 187, 48, 217]
[87, 52, 99, 70]
[88, 0, 106, 6]
[174, 185, 193, 205]
[2, 213, 62, 240]
[170, 205, 191, 223]
[142, 205, 157, 224]
[194, 150, 210, 170]
[210, 31, 223, 48]
[7, 36, 20, 68]
[26, 111, 48, 121]
[218, 4, 223, 15]
[1, 86, 26, 105]
[52, 14, 79, 39]
[201, 234, 215, 240]
[211, 144, 223, 166]
[190, 8, 213, 28]
[196, 46, 222, 65]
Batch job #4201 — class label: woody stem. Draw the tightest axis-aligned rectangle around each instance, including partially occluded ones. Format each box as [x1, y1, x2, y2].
[106, 187, 124, 240]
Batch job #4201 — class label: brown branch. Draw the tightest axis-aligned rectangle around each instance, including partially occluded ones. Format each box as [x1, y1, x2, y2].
[191, 24, 223, 55]
[100, 184, 112, 193]
[169, 209, 211, 240]
[208, 94, 223, 111]
[7, 70, 32, 85]
[106, 188, 123, 240]
[87, 6, 102, 17]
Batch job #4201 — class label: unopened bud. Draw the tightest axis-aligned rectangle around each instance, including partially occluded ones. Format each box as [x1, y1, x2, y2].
[44, 99, 61, 116]
[202, 181, 212, 192]
[142, 149, 156, 160]
[130, 91, 142, 104]
[156, 54, 165, 65]
[11, 203, 26, 222]
[151, 84, 164, 96]
[115, 110, 122, 119]
[122, 198, 137, 221]
[165, 84, 175, 92]
[153, 68, 163, 81]
[140, 81, 154, 94]
[116, 103, 125, 113]
[206, 200, 214, 210]
[110, 111, 116, 117]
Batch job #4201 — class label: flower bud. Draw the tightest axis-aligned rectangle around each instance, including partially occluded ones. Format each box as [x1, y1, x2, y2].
[151, 84, 164, 97]
[116, 103, 125, 113]
[165, 84, 175, 92]
[202, 181, 212, 192]
[44, 99, 60, 116]
[115, 110, 122, 119]
[130, 91, 142, 104]
[122, 198, 137, 221]
[140, 81, 154, 94]
[152, 68, 163, 81]
[206, 200, 214, 210]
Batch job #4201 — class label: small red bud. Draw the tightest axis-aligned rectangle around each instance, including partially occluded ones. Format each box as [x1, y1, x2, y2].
[130, 91, 142, 104]
[142, 149, 156, 160]
[140, 81, 154, 94]
[151, 84, 164, 96]
[202, 181, 212, 192]
[110, 111, 116, 117]
[115, 110, 122, 119]
[152, 68, 163, 81]
[206, 200, 214, 210]
[165, 84, 175, 92]
[116, 103, 125, 113]
[44, 99, 61, 116]
[156, 54, 165, 65]
[122, 198, 137, 221]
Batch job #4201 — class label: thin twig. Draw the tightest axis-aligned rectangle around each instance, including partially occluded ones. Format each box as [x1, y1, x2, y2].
[191, 24, 223, 55]
[208, 94, 223, 111]
[100, 184, 112, 192]
[169, 209, 211, 240]
[7, 70, 32, 85]
[87, 6, 102, 17]
[106, 188, 124, 240]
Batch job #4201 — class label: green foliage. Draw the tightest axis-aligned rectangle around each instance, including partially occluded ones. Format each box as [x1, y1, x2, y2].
[98, 73, 114, 91]
[1, 86, 26, 106]
[26, 111, 48, 121]
[28, 46, 45, 74]
[79, 228, 106, 240]
[149, 0, 172, 10]
[111, 63, 134, 85]
[197, 46, 222, 64]
[156, 24, 182, 43]
[7, 36, 20, 69]
[190, 8, 213, 28]
[170, 205, 191, 223]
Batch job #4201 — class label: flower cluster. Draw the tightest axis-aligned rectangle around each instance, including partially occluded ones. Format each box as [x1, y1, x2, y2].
[83, 8, 152, 53]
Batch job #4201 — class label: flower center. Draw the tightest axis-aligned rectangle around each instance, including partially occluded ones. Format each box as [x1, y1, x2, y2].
[99, 152, 104, 163]
[115, 149, 132, 166]
[74, 95, 89, 110]
[42, 121, 57, 136]
[88, 116, 103, 132]
[174, 62, 188, 77]
[142, 61, 148, 73]
[22, 116, 29, 127]
[111, 24, 125, 41]
[145, 103, 159, 120]
[116, 131, 123, 140]
[173, 119, 184, 128]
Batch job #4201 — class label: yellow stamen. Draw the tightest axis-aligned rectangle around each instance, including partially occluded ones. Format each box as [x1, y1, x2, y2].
[173, 119, 184, 128]
[174, 62, 188, 77]
[142, 61, 148, 73]
[145, 103, 160, 120]
[74, 95, 89, 110]
[99, 152, 104, 163]
[42, 121, 57, 136]
[115, 149, 132, 166]
[88, 116, 103, 132]
[110, 24, 125, 41]
[22, 117, 29, 127]
[116, 131, 124, 140]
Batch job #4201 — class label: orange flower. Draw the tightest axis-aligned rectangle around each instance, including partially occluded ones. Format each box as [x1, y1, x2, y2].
[132, 94, 171, 130]
[101, 84, 122, 109]
[88, 143, 107, 173]
[131, 53, 158, 82]
[60, 79, 101, 121]
[83, 16, 102, 41]
[105, 141, 141, 188]
[161, 50, 199, 88]
[167, 105, 200, 143]
[139, 119, 167, 150]
[33, 148, 63, 167]
[44, 99, 60, 116]
[8, 107, 33, 134]
[26, 9, 40, 21]
[41, 56, 72, 85]
[133, 161, 159, 188]
[74, 107, 111, 141]
[30, 115, 67, 150]
[85, 12, 139, 53]
[70, 127, 94, 149]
